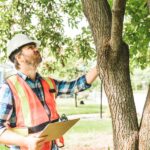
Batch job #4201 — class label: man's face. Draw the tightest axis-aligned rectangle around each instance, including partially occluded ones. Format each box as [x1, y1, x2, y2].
[19, 43, 42, 66]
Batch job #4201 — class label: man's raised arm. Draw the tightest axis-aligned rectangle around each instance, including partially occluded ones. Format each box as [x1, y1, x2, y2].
[85, 66, 99, 84]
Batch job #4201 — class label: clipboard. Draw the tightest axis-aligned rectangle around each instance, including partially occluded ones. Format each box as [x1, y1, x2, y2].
[38, 118, 80, 141]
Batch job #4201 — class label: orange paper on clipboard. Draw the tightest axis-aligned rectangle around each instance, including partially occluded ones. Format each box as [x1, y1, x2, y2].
[38, 118, 80, 140]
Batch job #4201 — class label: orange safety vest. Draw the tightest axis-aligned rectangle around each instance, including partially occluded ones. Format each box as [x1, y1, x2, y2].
[6, 74, 64, 150]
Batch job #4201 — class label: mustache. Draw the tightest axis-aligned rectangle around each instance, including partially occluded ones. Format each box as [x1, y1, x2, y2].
[21, 51, 41, 56]
[34, 51, 40, 55]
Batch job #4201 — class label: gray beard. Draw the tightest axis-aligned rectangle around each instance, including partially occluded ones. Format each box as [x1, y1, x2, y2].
[25, 56, 42, 67]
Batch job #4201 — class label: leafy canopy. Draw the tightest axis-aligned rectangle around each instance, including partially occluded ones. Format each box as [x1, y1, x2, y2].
[125, 0, 150, 69]
[0, 0, 95, 78]
[0, 0, 149, 77]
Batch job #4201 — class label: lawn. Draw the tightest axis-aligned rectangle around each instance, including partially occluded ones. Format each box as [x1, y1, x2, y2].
[62, 119, 113, 150]
[57, 97, 108, 116]
[70, 119, 112, 133]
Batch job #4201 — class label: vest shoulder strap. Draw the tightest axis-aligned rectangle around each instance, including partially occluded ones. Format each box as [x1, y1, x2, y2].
[42, 77, 56, 91]
[6, 74, 17, 82]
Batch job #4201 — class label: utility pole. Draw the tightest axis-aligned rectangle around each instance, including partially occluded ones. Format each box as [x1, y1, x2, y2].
[100, 81, 103, 118]
[75, 93, 78, 107]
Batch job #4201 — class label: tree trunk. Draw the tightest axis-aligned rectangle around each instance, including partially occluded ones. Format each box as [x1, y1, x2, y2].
[102, 43, 139, 149]
[139, 86, 150, 149]
[81, 0, 139, 149]
[148, 0, 150, 12]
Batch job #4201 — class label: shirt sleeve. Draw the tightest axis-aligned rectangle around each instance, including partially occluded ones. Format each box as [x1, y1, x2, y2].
[0, 83, 13, 135]
[54, 75, 91, 96]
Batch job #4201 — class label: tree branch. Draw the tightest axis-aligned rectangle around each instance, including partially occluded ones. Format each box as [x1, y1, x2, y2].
[148, 0, 150, 13]
[111, 0, 126, 51]
[81, 0, 111, 54]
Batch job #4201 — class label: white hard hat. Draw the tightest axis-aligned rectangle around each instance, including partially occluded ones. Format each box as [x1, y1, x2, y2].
[7, 34, 40, 61]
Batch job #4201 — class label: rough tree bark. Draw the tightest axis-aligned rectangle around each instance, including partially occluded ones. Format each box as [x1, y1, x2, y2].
[139, 86, 150, 149]
[148, 0, 150, 12]
[81, 0, 139, 149]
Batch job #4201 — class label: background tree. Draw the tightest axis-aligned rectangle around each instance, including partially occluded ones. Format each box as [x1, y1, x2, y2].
[125, 0, 150, 70]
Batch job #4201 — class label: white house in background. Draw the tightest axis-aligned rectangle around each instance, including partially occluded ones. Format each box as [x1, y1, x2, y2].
[0, 62, 16, 86]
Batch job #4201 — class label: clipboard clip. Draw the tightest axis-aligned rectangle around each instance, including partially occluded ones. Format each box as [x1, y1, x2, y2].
[60, 114, 68, 122]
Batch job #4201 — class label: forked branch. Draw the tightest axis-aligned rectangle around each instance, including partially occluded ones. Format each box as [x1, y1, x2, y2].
[111, 0, 126, 51]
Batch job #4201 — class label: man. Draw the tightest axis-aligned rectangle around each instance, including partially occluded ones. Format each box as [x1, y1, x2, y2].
[0, 34, 98, 150]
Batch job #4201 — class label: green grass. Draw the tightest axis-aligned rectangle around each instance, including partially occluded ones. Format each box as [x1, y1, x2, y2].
[61, 119, 113, 149]
[68, 119, 112, 134]
[57, 98, 113, 149]
[58, 104, 107, 115]
[57, 98, 108, 115]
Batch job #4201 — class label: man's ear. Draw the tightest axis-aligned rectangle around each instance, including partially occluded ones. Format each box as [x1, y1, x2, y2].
[15, 52, 22, 63]
[15, 53, 20, 61]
